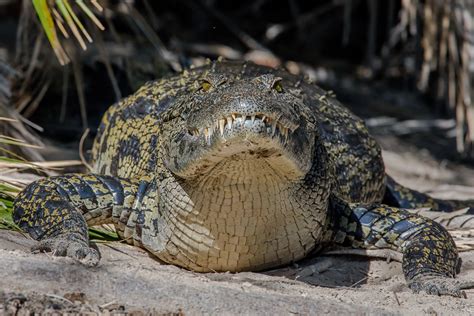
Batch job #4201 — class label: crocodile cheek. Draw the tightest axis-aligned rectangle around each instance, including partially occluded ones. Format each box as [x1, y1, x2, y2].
[163, 133, 215, 179]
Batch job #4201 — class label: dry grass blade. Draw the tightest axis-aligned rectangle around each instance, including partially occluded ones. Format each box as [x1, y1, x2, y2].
[124, 3, 181, 72]
[52, 7, 70, 39]
[32, 0, 106, 65]
[0, 180, 23, 192]
[391, 0, 474, 156]
[0, 57, 45, 162]
[0, 131, 42, 148]
[0, 159, 82, 169]
[55, 0, 89, 50]
[90, 0, 103, 12]
[92, 28, 121, 101]
[0, 175, 36, 188]
[71, 53, 88, 130]
[0, 117, 17, 122]
[450, 229, 474, 252]
[76, 0, 105, 31]
[21, 80, 50, 118]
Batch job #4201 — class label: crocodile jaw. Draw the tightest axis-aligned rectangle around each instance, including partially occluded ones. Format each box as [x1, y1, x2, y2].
[165, 112, 313, 180]
[174, 136, 305, 182]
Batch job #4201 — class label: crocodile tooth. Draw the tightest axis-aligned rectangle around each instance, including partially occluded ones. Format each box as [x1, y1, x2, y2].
[232, 113, 237, 120]
[204, 127, 209, 138]
[227, 117, 233, 130]
[219, 119, 225, 135]
[251, 115, 255, 123]
[241, 116, 247, 125]
[262, 116, 267, 123]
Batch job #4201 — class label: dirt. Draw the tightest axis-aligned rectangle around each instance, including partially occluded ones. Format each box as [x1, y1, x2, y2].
[1, 136, 474, 315]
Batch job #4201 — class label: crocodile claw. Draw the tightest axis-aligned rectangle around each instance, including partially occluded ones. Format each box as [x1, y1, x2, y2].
[409, 275, 474, 298]
[31, 232, 100, 267]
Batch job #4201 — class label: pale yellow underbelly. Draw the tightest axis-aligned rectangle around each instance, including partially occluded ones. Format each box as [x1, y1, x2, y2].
[143, 158, 327, 272]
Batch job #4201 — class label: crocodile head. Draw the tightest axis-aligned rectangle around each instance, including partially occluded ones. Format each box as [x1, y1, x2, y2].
[161, 63, 317, 182]
[150, 62, 329, 272]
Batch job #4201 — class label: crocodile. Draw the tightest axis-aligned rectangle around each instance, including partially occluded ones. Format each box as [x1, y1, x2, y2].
[13, 60, 474, 297]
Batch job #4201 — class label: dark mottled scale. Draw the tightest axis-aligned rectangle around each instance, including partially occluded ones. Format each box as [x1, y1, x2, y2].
[328, 197, 459, 285]
[13, 174, 142, 242]
[13, 178, 88, 240]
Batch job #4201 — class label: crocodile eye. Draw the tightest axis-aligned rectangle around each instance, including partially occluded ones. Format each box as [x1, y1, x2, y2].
[200, 80, 212, 92]
[272, 80, 283, 93]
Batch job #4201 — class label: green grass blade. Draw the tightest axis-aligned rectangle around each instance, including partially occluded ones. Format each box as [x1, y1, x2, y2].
[0, 193, 21, 231]
[0, 182, 21, 194]
[89, 227, 120, 241]
[32, 0, 70, 65]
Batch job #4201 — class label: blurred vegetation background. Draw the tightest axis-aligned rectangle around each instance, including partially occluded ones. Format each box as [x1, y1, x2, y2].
[1, 0, 474, 233]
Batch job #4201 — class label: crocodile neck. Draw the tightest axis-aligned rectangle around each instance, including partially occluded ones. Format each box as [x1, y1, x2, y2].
[152, 154, 328, 272]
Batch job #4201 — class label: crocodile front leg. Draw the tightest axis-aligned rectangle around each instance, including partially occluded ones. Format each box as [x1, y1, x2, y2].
[328, 196, 474, 297]
[13, 174, 149, 266]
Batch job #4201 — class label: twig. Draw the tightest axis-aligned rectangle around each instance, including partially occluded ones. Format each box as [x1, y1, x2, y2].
[93, 27, 122, 101]
[45, 294, 74, 306]
[198, 0, 272, 53]
[59, 64, 70, 123]
[321, 248, 403, 263]
[393, 291, 401, 306]
[124, 3, 181, 72]
[71, 51, 88, 130]
[350, 276, 369, 288]
[79, 128, 93, 172]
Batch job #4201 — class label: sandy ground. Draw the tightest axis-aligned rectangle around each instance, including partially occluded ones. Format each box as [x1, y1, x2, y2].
[1, 136, 474, 315]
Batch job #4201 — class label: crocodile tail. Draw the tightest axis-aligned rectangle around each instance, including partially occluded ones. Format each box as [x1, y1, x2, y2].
[383, 175, 474, 229]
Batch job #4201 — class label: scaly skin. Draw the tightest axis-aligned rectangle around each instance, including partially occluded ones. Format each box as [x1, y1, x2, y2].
[13, 60, 474, 297]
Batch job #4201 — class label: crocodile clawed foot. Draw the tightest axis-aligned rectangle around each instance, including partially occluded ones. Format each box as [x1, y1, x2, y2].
[31, 232, 100, 267]
[409, 275, 474, 298]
